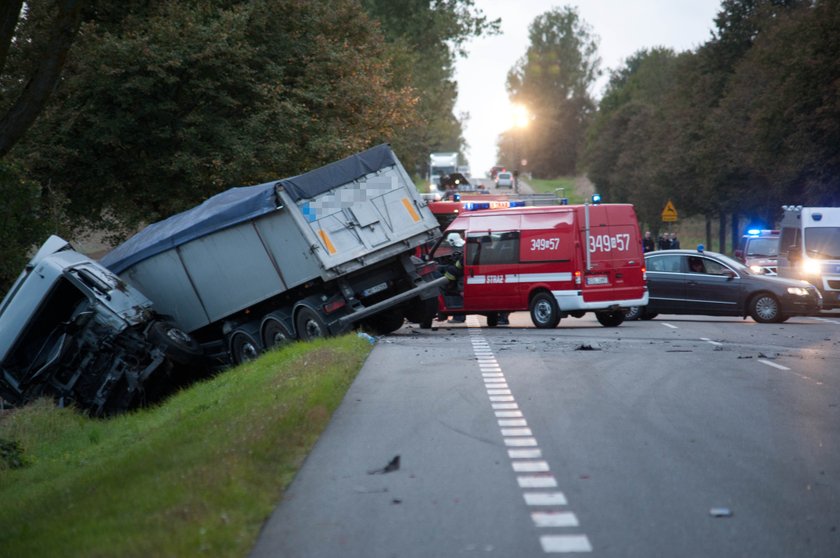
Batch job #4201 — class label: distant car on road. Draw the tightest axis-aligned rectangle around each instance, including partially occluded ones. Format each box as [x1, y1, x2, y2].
[495, 171, 513, 188]
[626, 249, 821, 323]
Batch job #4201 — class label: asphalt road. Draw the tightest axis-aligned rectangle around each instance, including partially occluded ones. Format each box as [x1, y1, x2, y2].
[250, 313, 840, 557]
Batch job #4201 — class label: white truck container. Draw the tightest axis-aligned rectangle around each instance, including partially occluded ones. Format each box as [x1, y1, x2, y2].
[777, 205, 840, 309]
[101, 144, 445, 363]
[429, 152, 459, 189]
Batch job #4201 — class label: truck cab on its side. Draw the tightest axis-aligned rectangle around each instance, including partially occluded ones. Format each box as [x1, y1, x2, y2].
[0, 236, 201, 415]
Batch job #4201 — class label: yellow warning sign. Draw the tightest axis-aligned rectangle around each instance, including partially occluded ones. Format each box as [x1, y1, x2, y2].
[661, 200, 678, 222]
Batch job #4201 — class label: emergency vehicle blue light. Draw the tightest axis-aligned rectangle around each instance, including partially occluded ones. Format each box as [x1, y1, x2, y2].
[747, 228, 760, 235]
[509, 201, 525, 207]
[453, 193, 461, 202]
[697, 244, 705, 253]
[813, 213, 823, 221]
[464, 202, 491, 211]
[591, 193, 602, 204]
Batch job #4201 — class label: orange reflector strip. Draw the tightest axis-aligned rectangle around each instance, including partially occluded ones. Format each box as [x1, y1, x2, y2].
[402, 198, 421, 222]
[318, 229, 336, 254]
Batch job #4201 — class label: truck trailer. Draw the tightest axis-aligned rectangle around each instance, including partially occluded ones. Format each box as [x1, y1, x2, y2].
[101, 144, 446, 364]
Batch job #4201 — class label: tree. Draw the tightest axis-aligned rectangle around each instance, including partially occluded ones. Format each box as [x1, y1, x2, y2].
[360, 0, 499, 175]
[0, 0, 87, 158]
[504, 6, 600, 178]
[14, 0, 422, 237]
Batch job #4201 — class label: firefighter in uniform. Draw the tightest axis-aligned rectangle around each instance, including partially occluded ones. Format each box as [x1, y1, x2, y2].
[443, 232, 466, 322]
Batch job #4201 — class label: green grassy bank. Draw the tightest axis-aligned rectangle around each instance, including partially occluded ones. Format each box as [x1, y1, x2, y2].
[0, 335, 372, 557]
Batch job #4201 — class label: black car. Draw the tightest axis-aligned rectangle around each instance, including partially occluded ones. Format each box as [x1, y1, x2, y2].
[626, 249, 822, 323]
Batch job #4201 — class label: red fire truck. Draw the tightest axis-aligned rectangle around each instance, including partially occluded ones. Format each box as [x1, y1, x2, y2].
[430, 203, 648, 327]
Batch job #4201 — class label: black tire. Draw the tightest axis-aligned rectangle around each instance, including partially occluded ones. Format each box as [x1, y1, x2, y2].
[262, 316, 294, 350]
[486, 313, 499, 327]
[596, 311, 625, 327]
[623, 306, 642, 321]
[530, 292, 560, 328]
[640, 312, 658, 320]
[364, 310, 405, 335]
[295, 306, 328, 341]
[230, 331, 260, 364]
[148, 321, 203, 365]
[749, 293, 783, 323]
[569, 311, 585, 319]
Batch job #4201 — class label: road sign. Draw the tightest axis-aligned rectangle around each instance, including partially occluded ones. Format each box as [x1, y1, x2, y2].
[661, 200, 678, 222]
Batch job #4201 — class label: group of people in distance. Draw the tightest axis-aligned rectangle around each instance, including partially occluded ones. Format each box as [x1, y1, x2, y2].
[643, 231, 680, 253]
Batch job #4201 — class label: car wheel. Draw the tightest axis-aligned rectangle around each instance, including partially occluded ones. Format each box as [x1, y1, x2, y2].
[623, 306, 642, 321]
[749, 293, 783, 323]
[296, 306, 328, 341]
[596, 311, 625, 327]
[530, 292, 560, 328]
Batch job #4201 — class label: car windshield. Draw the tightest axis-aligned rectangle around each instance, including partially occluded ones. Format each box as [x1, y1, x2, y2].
[804, 227, 840, 259]
[746, 237, 779, 257]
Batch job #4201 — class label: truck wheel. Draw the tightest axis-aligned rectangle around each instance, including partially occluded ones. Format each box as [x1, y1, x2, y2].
[149, 321, 203, 365]
[486, 313, 499, 327]
[363, 310, 405, 335]
[262, 316, 294, 349]
[596, 311, 625, 327]
[296, 307, 327, 341]
[530, 292, 560, 328]
[749, 293, 783, 323]
[230, 331, 260, 364]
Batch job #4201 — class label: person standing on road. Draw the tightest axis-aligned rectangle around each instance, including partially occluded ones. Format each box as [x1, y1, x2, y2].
[643, 231, 656, 253]
[669, 232, 680, 249]
[442, 232, 466, 323]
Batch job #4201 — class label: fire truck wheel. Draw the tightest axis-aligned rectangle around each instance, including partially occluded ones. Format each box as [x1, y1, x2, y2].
[596, 311, 625, 327]
[530, 292, 560, 328]
[486, 313, 499, 327]
[296, 307, 328, 341]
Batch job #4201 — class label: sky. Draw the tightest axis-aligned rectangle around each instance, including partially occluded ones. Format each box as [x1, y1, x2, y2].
[454, 0, 723, 175]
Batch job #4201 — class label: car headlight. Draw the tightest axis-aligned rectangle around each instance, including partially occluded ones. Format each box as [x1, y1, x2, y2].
[786, 287, 810, 296]
[801, 259, 822, 275]
[749, 265, 763, 273]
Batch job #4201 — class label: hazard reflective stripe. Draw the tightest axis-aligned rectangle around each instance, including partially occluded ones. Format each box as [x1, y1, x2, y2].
[466, 272, 572, 285]
[318, 229, 336, 254]
[402, 198, 421, 222]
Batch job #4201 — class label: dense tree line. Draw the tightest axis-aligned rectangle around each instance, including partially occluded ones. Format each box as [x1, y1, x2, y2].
[586, 0, 840, 250]
[0, 0, 496, 289]
[505, 0, 839, 251]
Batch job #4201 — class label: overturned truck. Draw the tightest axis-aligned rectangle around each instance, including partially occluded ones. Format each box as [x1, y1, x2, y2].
[0, 145, 444, 414]
[101, 144, 445, 364]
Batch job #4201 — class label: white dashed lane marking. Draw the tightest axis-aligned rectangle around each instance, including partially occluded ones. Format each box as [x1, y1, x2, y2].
[466, 316, 592, 553]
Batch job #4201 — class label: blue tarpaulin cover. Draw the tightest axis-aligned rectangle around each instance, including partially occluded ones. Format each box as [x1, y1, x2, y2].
[101, 144, 397, 274]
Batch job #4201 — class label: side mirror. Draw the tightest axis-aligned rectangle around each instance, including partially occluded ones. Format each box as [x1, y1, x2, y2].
[724, 270, 736, 280]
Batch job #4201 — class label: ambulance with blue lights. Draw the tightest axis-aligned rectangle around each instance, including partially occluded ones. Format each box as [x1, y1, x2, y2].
[430, 201, 648, 327]
[778, 205, 840, 309]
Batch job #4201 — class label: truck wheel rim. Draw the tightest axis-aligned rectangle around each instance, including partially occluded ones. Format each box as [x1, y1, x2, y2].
[535, 301, 551, 323]
[166, 327, 192, 345]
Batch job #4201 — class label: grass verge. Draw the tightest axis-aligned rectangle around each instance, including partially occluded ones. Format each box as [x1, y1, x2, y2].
[527, 177, 581, 202]
[0, 335, 371, 557]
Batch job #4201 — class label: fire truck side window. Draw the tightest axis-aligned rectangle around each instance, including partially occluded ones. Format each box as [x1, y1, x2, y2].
[467, 232, 520, 265]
